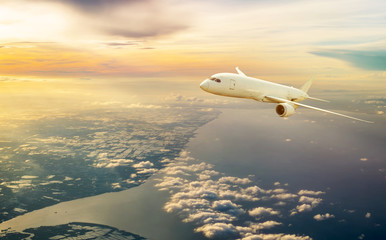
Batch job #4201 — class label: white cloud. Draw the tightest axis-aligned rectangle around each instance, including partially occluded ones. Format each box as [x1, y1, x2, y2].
[162, 162, 212, 175]
[13, 208, 27, 213]
[296, 204, 313, 213]
[249, 207, 280, 217]
[104, 162, 120, 168]
[95, 158, 134, 168]
[202, 169, 220, 176]
[218, 189, 259, 202]
[124, 103, 166, 109]
[154, 176, 186, 189]
[64, 176, 73, 181]
[21, 175, 38, 179]
[271, 193, 298, 200]
[298, 190, 326, 196]
[195, 223, 238, 238]
[218, 176, 252, 185]
[344, 209, 356, 214]
[275, 201, 287, 206]
[164, 198, 210, 213]
[249, 221, 282, 231]
[39, 180, 63, 185]
[171, 186, 219, 200]
[243, 186, 266, 195]
[133, 161, 154, 168]
[198, 174, 211, 180]
[272, 188, 287, 194]
[299, 196, 322, 207]
[97, 152, 108, 159]
[179, 150, 189, 158]
[212, 200, 245, 215]
[314, 213, 335, 221]
[164, 93, 231, 106]
[113, 159, 133, 164]
[184, 211, 236, 224]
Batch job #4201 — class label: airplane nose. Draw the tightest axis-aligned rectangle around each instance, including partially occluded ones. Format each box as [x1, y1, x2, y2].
[200, 80, 209, 91]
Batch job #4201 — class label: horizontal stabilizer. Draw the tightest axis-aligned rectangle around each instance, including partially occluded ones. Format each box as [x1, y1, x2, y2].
[307, 96, 329, 102]
[265, 96, 373, 123]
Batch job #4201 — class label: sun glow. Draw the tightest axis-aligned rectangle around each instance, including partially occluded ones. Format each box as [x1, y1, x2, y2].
[0, 0, 384, 90]
[0, 3, 72, 42]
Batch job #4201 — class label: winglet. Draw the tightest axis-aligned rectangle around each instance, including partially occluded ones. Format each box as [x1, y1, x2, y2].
[300, 77, 313, 93]
[236, 67, 247, 77]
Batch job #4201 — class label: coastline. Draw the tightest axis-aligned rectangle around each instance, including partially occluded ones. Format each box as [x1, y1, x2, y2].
[0, 108, 220, 240]
[0, 174, 204, 240]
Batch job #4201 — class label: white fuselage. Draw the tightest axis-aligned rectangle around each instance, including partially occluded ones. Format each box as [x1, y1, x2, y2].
[200, 73, 308, 103]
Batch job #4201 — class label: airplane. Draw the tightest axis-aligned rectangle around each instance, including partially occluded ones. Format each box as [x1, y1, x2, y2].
[199, 67, 373, 123]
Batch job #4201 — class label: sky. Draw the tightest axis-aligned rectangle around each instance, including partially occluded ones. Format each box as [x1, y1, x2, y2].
[0, 0, 385, 112]
[0, 1, 385, 239]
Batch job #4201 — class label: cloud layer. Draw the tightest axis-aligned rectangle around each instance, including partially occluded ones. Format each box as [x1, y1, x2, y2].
[47, 0, 190, 38]
[155, 151, 329, 239]
[311, 50, 386, 71]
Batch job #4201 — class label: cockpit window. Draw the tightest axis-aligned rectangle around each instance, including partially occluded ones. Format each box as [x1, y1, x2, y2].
[209, 77, 221, 83]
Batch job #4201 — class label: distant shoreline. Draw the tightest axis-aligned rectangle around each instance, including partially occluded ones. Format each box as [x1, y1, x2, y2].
[0, 107, 220, 239]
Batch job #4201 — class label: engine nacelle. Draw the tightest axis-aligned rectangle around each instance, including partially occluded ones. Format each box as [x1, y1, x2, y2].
[275, 103, 295, 117]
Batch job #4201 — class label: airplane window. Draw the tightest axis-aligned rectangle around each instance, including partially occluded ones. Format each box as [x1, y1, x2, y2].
[209, 77, 221, 83]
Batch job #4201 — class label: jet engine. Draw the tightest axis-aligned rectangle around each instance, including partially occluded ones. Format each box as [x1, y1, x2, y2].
[275, 103, 295, 117]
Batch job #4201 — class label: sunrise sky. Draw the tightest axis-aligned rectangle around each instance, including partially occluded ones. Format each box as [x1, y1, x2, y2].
[0, 0, 385, 107]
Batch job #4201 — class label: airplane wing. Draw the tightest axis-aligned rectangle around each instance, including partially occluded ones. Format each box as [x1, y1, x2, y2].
[264, 96, 373, 123]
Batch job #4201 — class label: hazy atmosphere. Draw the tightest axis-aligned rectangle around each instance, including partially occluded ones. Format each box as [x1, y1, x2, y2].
[0, 0, 385, 240]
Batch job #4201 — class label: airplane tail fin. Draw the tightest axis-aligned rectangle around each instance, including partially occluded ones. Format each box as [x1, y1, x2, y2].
[300, 77, 329, 102]
[236, 67, 247, 77]
[300, 77, 313, 93]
